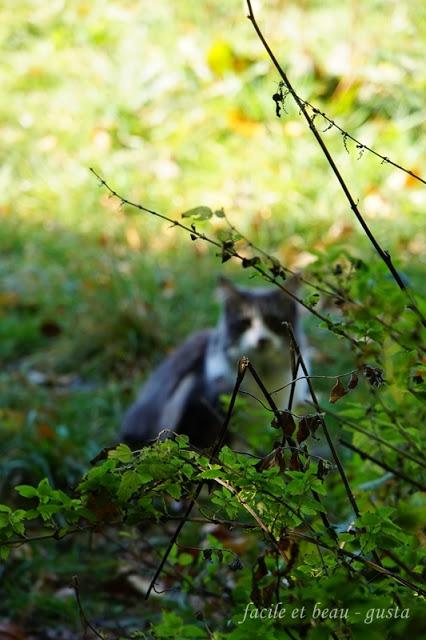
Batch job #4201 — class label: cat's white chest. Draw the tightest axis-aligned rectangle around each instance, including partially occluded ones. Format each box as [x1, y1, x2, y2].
[204, 346, 235, 389]
[205, 348, 305, 410]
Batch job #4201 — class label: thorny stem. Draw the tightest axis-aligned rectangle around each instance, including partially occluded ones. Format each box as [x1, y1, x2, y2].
[246, 1, 426, 328]
[144, 357, 248, 600]
[303, 101, 426, 186]
[313, 402, 426, 470]
[283, 323, 361, 519]
[72, 576, 105, 640]
[288, 530, 425, 596]
[247, 360, 337, 540]
[340, 439, 426, 492]
[90, 168, 359, 348]
[211, 476, 425, 596]
[222, 210, 340, 300]
[223, 211, 421, 354]
[271, 368, 359, 396]
[286, 341, 299, 416]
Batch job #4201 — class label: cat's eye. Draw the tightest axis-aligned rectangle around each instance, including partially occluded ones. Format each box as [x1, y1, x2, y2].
[264, 314, 283, 331]
[232, 318, 252, 334]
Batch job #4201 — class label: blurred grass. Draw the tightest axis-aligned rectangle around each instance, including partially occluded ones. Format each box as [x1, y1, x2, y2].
[0, 0, 425, 630]
[1, 1, 424, 353]
[1, 0, 425, 515]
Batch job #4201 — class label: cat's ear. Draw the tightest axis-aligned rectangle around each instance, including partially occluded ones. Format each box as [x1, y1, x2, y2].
[270, 273, 301, 301]
[216, 276, 240, 302]
[281, 273, 301, 294]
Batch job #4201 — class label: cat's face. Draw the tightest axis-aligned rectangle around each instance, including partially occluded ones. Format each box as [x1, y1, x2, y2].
[218, 277, 299, 366]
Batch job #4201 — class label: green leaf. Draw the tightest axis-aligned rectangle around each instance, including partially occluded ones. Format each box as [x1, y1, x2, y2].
[37, 478, 54, 498]
[197, 466, 222, 480]
[178, 552, 194, 566]
[163, 482, 180, 500]
[108, 443, 133, 463]
[181, 206, 213, 221]
[175, 434, 190, 448]
[80, 459, 117, 488]
[300, 497, 325, 515]
[0, 546, 10, 561]
[0, 514, 10, 528]
[10, 519, 25, 536]
[16, 485, 38, 498]
[135, 469, 154, 483]
[181, 464, 195, 479]
[286, 478, 305, 495]
[38, 504, 61, 521]
[117, 470, 144, 502]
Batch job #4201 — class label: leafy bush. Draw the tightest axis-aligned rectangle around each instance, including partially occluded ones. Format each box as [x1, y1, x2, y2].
[1, 1, 425, 638]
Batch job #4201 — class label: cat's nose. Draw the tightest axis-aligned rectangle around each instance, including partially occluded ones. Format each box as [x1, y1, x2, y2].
[257, 337, 271, 350]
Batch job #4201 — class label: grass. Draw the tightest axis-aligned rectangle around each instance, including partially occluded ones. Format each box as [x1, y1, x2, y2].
[0, 0, 425, 633]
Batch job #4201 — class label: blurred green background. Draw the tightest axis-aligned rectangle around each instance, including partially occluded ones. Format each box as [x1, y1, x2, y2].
[0, 0, 425, 631]
[1, 0, 425, 507]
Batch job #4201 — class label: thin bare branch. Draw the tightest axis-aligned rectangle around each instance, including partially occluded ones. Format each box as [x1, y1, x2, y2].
[304, 101, 426, 186]
[287, 530, 425, 596]
[312, 402, 426, 469]
[246, 1, 426, 327]
[340, 438, 426, 492]
[72, 576, 105, 640]
[144, 357, 249, 600]
[90, 168, 360, 347]
[284, 323, 361, 518]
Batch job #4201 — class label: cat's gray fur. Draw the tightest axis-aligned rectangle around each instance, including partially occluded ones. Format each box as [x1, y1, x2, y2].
[120, 277, 309, 448]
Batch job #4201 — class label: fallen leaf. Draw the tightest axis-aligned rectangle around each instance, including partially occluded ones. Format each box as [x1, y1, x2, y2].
[40, 320, 62, 338]
[37, 424, 56, 440]
[206, 40, 234, 76]
[125, 226, 141, 250]
[228, 109, 261, 137]
[0, 622, 27, 640]
[0, 291, 20, 308]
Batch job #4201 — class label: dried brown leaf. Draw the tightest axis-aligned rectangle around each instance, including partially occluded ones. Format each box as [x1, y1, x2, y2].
[272, 410, 296, 438]
[348, 372, 359, 390]
[329, 378, 347, 404]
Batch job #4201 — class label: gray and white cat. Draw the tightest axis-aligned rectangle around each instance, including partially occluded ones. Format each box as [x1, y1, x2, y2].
[120, 277, 309, 449]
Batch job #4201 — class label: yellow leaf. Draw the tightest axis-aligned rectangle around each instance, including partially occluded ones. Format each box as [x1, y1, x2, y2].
[125, 226, 141, 250]
[405, 167, 422, 188]
[227, 109, 261, 137]
[283, 121, 305, 137]
[0, 409, 25, 430]
[207, 40, 234, 77]
[0, 291, 19, 308]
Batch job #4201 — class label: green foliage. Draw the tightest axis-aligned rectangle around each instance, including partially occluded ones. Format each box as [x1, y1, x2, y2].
[0, 0, 425, 638]
[1, 403, 425, 635]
